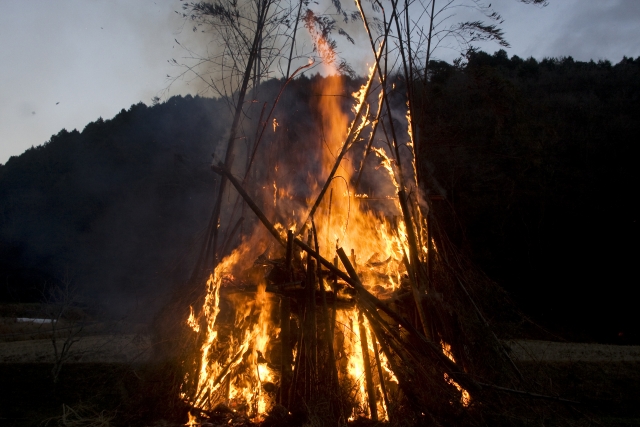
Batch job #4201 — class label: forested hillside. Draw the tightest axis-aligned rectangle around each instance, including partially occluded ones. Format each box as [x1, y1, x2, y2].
[1, 52, 637, 341]
[0, 96, 228, 318]
[418, 51, 639, 342]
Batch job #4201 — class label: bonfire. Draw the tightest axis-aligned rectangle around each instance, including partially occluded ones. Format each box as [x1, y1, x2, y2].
[171, 1, 573, 425]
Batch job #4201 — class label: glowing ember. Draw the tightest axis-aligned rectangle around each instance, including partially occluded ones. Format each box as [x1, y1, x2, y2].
[187, 306, 199, 333]
[185, 412, 198, 426]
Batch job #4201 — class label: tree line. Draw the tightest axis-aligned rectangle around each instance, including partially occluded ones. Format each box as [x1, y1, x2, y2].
[0, 52, 637, 341]
[416, 51, 639, 343]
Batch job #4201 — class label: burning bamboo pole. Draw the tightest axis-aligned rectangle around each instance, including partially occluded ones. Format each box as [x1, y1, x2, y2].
[331, 256, 338, 341]
[280, 296, 292, 407]
[289, 328, 303, 408]
[312, 220, 339, 392]
[357, 309, 378, 421]
[285, 230, 294, 279]
[371, 335, 391, 419]
[304, 241, 317, 401]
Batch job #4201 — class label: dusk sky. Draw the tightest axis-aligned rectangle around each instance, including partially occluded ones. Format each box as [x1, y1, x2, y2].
[1, 0, 639, 164]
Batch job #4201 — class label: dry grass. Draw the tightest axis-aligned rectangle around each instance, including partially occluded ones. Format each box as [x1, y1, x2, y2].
[40, 404, 115, 427]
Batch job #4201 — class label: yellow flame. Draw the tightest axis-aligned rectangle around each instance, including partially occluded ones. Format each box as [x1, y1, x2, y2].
[187, 306, 200, 333]
[441, 341, 471, 407]
[185, 412, 198, 426]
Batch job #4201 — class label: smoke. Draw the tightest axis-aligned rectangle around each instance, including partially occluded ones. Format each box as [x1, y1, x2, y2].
[170, 0, 372, 100]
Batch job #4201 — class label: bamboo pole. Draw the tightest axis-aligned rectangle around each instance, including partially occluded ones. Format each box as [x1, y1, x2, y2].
[331, 256, 338, 341]
[427, 211, 433, 283]
[286, 229, 294, 280]
[289, 330, 303, 407]
[371, 335, 391, 419]
[398, 190, 432, 341]
[280, 296, 292, 407]
[209, 0, 272, 268]
[305, 256, 317, 400]
[312, 221, 339, 391]
[358, 309, 378, 421]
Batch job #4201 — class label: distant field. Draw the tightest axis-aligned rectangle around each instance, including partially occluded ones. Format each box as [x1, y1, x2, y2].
[2, 306, 640, 426]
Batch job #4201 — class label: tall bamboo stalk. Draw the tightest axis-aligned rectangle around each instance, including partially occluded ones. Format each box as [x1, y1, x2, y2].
[358, 309, 378, 421]
[280, 296, 292, 406]
[210, 0, 272, 269]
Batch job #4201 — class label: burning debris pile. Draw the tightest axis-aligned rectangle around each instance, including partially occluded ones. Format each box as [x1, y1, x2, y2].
[170, 4, 579, 425]
[173, 66, 541, 425]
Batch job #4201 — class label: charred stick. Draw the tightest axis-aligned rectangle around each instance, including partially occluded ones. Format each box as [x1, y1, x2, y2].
[211, 162, 285, 247]
[407, 193, 426, 261]
[289, 331, 303, 408]
[208, 166, 337, 282]
[321, 275, 340, 392]
[325, 188, 333, 252]
[350, 249, 357, 271]
[285, 230, 294, 281]
[355, 0, 407, 189]
[360, 300, 418, 371]
[358, 309, 378, 421]
[398, 190, 426, 290]
[208, 165, 334, 280]
[331, 256, 338, 341]
[280, 296, 293, 407]
[427, 211, 433, 283]
[312, 220, 339, 390]
[193, 346, 245, 405]
[305, 256, 317, 399]
[362, 302, 458, 419]
[209, 0, 271, 268]
[371, 334, 391, 420]
[361, 308, 424, 413]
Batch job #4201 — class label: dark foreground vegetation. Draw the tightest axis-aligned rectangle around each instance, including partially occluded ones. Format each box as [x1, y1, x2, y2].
[1, 51, 637, 343]
[2, 360, 640, 426]
[0, 362, 186, 426]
